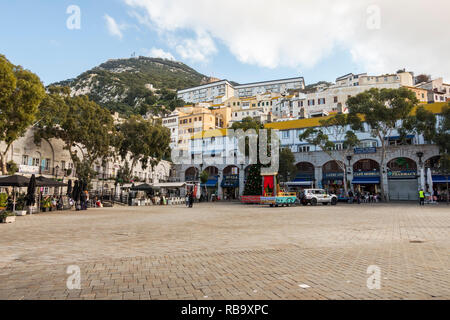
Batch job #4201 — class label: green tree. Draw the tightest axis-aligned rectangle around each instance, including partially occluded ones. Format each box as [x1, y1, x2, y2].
[35, 89, 117, 185]
[115, 161, 132, 186]
[0, 55, 45, 174]
[347, 87, 419, 201]
[278, 148, 297, 183]
[299, 113, 359, 195]
[403, 103, 450, 203]
[7, 161, 18, 175]
[118, 115, 171, 172]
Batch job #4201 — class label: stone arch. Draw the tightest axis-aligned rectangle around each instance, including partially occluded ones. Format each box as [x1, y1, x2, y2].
[322, 160, 345, 174]
[295, 162, 315, 174]
[185, 167, 199, 182]
[387, 157, 417, 172]
[353, 159, 380, 172]
[223, 165, 239, 176]
[204, 166, 219, 177]
[425, 155, 441, 170]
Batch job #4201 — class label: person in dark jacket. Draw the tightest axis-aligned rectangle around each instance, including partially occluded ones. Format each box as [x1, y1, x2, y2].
[188, 192, 194, 208]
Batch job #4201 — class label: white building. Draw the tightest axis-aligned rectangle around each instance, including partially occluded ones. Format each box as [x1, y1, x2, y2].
[177, 80, 235, 104]
[415, 78, 450, 102]
[234, 77, 305, 98]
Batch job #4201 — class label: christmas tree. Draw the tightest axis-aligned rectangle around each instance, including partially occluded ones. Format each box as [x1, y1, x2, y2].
[243, 164, 262, 196]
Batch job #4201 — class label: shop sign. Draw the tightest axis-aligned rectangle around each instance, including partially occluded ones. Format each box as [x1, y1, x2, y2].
[353, 171, 380, 177]
[354, 147, 377, 154]
[323, 172, 345, 179]
[388, 170, 417, 179]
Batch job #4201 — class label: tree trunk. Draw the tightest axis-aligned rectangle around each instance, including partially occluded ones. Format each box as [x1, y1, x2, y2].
[380, 146, 387, 202]
[0, 154, 7, 176]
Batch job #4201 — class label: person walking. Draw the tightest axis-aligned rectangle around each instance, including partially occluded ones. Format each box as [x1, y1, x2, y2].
[188, 191, 194, 208]
[419, 189, 425, 206]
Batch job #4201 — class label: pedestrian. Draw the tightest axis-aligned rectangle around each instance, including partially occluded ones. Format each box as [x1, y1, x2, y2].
[348, 190, 354, 204]
[419, 189, 425, 206]
[356, 191, 361, 204]
[189, 192, 194, 208]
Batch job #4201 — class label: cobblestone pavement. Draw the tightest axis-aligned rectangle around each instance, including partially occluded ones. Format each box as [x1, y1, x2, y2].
[0, 202, 449, 300]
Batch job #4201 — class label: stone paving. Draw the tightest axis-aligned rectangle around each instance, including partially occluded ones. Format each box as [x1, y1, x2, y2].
[0, 202, 449, 300]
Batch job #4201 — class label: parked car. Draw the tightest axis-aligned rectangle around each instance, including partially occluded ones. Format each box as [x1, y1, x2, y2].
[300, 189, 338, 206]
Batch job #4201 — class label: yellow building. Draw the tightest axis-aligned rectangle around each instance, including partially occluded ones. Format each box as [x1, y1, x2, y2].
[404, 86, 428, 103]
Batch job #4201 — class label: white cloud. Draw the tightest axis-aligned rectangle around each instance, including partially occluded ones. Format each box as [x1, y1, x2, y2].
[104, 14, 124, 39]
[172, 30, 217, 63]
[124, 0, 450, 81]
[146, 48, 175, 60]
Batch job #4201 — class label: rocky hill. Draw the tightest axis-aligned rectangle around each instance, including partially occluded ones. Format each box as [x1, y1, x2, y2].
[52, 57, 214, 116]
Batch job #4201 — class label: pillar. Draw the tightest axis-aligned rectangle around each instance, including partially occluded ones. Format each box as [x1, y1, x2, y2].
[239, 168, 245, 197]
[218, 169, 223, 200]
[315, 166, 323, 189]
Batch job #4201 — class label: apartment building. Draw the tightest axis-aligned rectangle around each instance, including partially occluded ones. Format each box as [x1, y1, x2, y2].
[234, 77, 305, 98]
[273, 71, 416, 120]
[415, 78, 450, 102]
[177, 80, 235, 104]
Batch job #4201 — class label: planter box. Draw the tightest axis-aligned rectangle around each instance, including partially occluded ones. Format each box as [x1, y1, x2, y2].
[240, 196, 262, 204]
[2, 216, 16, 224]
[15, 211, 27, 216]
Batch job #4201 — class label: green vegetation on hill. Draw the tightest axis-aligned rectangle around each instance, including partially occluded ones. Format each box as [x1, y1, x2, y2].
[51, 57, 211, 116]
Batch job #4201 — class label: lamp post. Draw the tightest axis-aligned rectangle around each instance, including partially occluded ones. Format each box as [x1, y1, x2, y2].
[416, 152, 424, 167]
[55, 165, 60, 196]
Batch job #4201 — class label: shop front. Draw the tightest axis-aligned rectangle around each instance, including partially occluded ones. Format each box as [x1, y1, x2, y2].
[387, 171, 418, 200]
[221, 174, 240, 200]
[352, 159, 381, 194]
[322, 172, 345, 195]
[201, 176, 219, 200]
[387, 158, 418, 201]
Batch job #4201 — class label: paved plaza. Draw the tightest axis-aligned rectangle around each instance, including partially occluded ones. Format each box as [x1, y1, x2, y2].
[0, 202, 449, 300]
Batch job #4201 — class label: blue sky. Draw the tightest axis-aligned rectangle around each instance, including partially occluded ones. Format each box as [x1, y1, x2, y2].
[1, 1, 448, 86]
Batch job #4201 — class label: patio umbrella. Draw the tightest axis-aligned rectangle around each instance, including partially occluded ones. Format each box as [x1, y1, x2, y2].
[427, 168, 434, 197]
[36, 176, 68, 187]
[25, 174, 37, 207]
[0, 175, 30, 187]
[0, 175, 30, 212]
[67, 180, 72, 197]
[72, 180, 78, 202]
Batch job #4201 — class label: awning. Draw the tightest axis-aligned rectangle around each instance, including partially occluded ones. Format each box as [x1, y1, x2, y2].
[152, 182, 186, 188]
[352, 177, 380, 184]
[202, 178, 218, 188]
[432, 175, 450, 183]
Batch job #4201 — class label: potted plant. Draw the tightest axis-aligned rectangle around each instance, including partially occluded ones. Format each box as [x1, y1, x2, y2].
[1, 211, 16, 224]
[0, 193, 7, 211]
[15, 194, 27, 216]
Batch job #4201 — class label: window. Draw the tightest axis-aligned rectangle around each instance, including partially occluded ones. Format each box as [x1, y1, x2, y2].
[61, 161, 66, 170]
[22, 155, 29, 165]
[334, 96, 338, 103]
[299, 145, 310, 153]
[282, 131, 290, 139]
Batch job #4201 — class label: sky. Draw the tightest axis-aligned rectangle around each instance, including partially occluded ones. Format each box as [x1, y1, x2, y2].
[1, 0, 449, 86]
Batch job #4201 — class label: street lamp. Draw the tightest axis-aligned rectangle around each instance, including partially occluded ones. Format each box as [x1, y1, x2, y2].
[416, 152, 424, 167]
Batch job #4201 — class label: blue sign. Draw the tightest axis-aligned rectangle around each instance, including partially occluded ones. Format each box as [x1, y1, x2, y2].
[354, 147, 377, 154]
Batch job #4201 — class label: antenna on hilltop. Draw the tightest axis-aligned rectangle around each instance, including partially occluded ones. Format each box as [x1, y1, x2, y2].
[131, 52, 136, 58]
